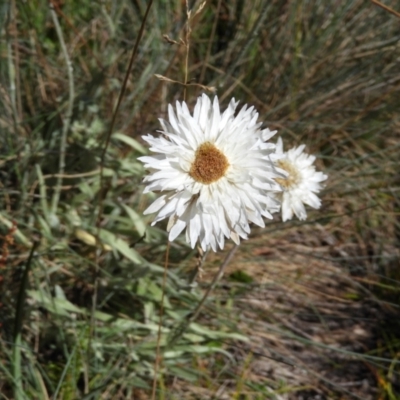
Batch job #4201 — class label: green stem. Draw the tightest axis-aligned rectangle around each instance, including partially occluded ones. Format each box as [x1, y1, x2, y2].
[49, 3, 75, 217]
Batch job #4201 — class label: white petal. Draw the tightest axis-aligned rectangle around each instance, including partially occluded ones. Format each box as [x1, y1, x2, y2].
[143, 195, 167, 215]
[139, 94, 305, 250]
[169, 219, 187, 241]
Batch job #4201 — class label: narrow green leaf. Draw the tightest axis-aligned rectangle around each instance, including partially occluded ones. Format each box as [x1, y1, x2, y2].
[189, 323, 249, 342]
[98, 229, 143, 264]
[120, 203, 146, 236]
[112, 132, 147, 154]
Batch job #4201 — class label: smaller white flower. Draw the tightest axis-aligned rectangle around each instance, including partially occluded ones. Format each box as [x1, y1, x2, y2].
[274, 138, 327, 222]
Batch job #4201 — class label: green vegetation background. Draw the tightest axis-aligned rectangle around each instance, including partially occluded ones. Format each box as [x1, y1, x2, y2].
[1, 0, 400, 398]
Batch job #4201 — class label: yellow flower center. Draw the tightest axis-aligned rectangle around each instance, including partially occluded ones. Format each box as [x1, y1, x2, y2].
[275, 159, 301, 189]
[189, 142, 229, 184]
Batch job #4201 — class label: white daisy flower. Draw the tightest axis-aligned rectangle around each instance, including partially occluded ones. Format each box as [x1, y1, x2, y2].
[139, 94, 283, 251]
[274, 137, 328, 222]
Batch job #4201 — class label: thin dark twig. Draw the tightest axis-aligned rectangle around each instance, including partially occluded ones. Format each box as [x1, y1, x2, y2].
[190, 244, 239, 322]
[370, 0, 400, 19]
[89, 0, 154, 370]
[168, 244, 239, 347]
[13, 236, 40, 400]
[13, 238, 39, 340]
[96, 0, 154, 230]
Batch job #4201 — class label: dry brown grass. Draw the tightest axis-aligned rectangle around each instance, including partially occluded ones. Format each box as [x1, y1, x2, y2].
[183, 221, 399, 398]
